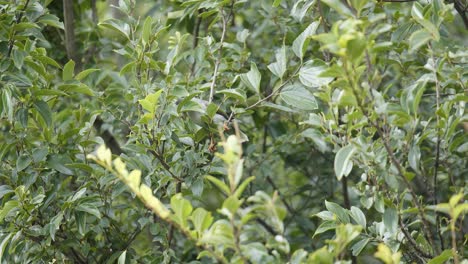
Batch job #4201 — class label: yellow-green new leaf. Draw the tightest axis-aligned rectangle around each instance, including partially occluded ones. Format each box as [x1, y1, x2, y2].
[139, 90, 163, 114]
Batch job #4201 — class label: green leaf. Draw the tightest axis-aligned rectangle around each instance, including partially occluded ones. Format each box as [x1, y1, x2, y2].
[0, 186, 13, 200]
[351, 238, 370, 256]
[299, 60, 334, 88]
[325, 200, 350, 223]
[16, 154, 32, 172]
[34, 100, 53, 127]
[139, 90, 163, 114]
[1, 89, 13, 121]
[49, 212, 64, 241]
[118, 250, 126, 264]
[334, 144, 356, 180]
[75, 212, 87, 236]
[240, 62, 261, 94]
[263, 102, 297, 113]
[267, 46, 287, 79]
[0, 200, 19, 222]
[233, 176, 255, 198]
[408, 144, 420, 172]
[200, 220, 234, 248]
[99, 19, 130, 40]
[120, 61, 136, 75]
[383, 208, 397, 234]
[349, 0, 367, 16]
[273, 0, 282, 7]
[76, 204, 101, 219]
[321, 0, 354, 17]
[32, 148, 48, 162]
[292, 21, 319, 59]
[280, 84, 318, 110]
[221, 196, 242, 216]
[217, 89, 246, 102]
[75, 69, 100, 81]
[63, 60, 75, 81]
[313, 220, 337, 237]
[427, 249, 453, 264]
[411, 3, 440, 40]
[16, 107, 28, 128]
[206, 175, 230, 196]
[38, 14, 64, 29]
[0, 233, 12, 264]
[349, 206, 366, 228]
[142, 16, 152, 45]
[47, 155, 73, 175]
[409, 29, 432, 53]
[170, 193, 193, 228]
[190, 208, 213, 236]
[291, 0, 316, 22]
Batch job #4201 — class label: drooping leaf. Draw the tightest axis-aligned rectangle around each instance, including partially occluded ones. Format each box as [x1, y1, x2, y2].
[0, 233, 12, 263]
[280, 84, 318, 110]
[291, 0, 316, 22]
[267, 46, 287, 79]
[383, 208, 398, 234]
[351, 238, 370, 256]
[33, 100, 53, 127]
[349, 206, 366, 228]
[427, 250, 453, 264]
[240, 62, 261, 94]
[325, 200, 350, 223]
[334, 144, 356, 180]
[75, 69, 100, 81]
[292, 21, 319, 60]
[16, 154, 32, 172]
[299, 60, 334, 88]
[409, 29, 432, 53]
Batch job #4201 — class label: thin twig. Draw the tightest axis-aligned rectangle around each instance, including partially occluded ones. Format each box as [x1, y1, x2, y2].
[209, 5, 232, 103]
[266, 176, 295, 215]
[189, 14, 202, 78]
[226, 65, 302, 123]
[428, 42, 444, 253]
[399, 216, 433, 259]
[148, 150, 183, 182]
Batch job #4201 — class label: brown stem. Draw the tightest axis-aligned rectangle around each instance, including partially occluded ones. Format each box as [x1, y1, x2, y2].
[63, 0, 81, 71]
[266, 176, 295, 215]
[148, 149, 183, 182]
[341, 176, 350, 209]
[453, 0, 468, 29]
[451, 222, 459, 264]
[399, 216, 433, 259]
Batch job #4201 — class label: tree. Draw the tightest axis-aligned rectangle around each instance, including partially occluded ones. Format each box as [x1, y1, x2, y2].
[0, 0, 467, 263]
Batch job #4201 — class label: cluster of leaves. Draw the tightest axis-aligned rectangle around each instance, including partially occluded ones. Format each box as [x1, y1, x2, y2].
[0, 0, 467, 263]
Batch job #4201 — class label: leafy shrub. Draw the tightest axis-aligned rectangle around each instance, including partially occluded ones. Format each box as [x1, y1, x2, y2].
[0, 0, 467, 263]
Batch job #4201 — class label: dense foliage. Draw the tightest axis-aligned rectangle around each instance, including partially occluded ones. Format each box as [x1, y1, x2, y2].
[0, 0, 467, 263]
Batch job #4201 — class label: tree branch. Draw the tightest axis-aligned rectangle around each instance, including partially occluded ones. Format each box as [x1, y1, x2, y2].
[63, 0, 81, 71]
[208, 5, 232, 103]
